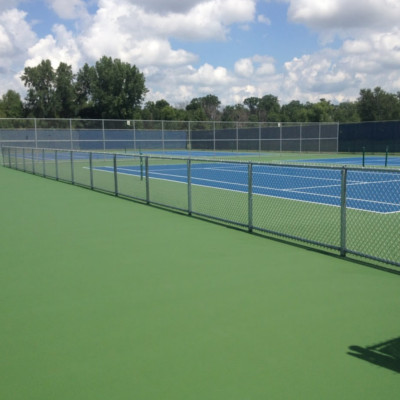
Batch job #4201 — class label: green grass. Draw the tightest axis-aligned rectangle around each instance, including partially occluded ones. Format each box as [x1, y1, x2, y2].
[1, 165, 400, 400]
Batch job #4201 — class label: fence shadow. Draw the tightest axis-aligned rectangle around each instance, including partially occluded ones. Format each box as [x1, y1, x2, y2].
[348, 337, 400, 373]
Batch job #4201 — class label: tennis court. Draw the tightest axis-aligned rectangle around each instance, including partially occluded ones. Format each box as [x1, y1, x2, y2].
[296, 155, 400, 167]
[94, 161, 400, 214]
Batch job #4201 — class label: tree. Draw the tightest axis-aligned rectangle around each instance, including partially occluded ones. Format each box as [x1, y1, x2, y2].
[307, 99, 335, 122]
[221, 104, 248, 122]
[0, 90, 24, 118]
[141, 99, 178, 120]
[76, 56, 148, 119]
[186, 94, 221, 121]
[186, 98, 207, 121]
[280, 100, 308, 122]
[75, 63, 96, 117]
[201, 94, 221, 120]
[21, 59, 57, 117]
[243, 97, 260, 121]
[333, 102, 360, 123]
[54, 62, 76, 118]
[258, 94, 281, 121]
[357, 87, 400, 121]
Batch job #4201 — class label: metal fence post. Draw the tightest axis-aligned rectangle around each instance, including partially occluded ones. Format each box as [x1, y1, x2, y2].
[89, 152, 93, 189]
[55, 150, 59, 180]
[34, 118, 38, 148]
[133, 120, 136, 152]
[162, 120, 165, 153]
[42, 148, 46, 177]
[318, 123, 321, 153]
[102, 119, 106, 152]
[248, 162, 253, 232]
[340, 167, 347, 257]
[300, 123, 302, 153]
[22, 148, 26, 172]
[187, 159, 192, 215]
[236, 122, 239, 152]
[70, 150, 74, 184]
[213, 122, 216, 153]
[113, 154, 118, 196]
[145, 156, 150, 204]
[336, 122, 339, 153]
[31, 148, 35, 174]
[188, 121, 191, 151]
[69, 118, 73, 150]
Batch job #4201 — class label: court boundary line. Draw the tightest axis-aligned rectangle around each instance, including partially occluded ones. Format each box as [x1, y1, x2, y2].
[90, 165, 400, 215]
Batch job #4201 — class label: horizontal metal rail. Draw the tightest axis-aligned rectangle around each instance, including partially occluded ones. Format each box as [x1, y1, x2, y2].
[2, 145, 399, 269]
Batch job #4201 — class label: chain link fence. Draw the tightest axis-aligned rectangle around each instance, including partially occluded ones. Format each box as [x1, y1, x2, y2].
[0, 118, 338, 154]
[2, 146, 399, 268]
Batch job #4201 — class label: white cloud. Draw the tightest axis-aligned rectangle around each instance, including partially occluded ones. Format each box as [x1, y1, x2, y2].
[24, 24, 82, 71]
[127, 0, 204, 14]
[287, 0, 400, 33]
[0, 8, 37, 92]
[0, 0, 21, 12]
[46, 0, 89, 20]
[187, 63, 232, 86]
[0, 9, 36, 57]
[140, 0, 256, 41]
[257, 14, 271, 25]
[235, 58, 254, 77]
[2, 0, 400, 108]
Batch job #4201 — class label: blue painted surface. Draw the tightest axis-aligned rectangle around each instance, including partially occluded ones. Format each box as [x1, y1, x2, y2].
[95, 162, 400, 214]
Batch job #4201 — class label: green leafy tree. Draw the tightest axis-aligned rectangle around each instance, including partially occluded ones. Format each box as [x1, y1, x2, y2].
[280, 100, 308, 122]
[54, 62, 76, 118]
[201, 94, 221, 120]
[186, 98, 207, 121]
[333, 102, 360, 123]
[357, 87, 400, 121]
[0, 90, 24, 118]
[142, 99, 178, 120]
[243, 97, 260, 121]
[258, 94, 281, 121]
[221, 104, 248, 122]
[186, 94, 221, 121]
[75, 63, 97, 117]
[76, 56, 148, 119]
[21, 59, 57, 117]
[307, 99, 335, 122]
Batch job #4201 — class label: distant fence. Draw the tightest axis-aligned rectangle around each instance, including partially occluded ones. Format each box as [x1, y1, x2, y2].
[339, 121, 400, 153]
[2, 145, 399, 269]
[0, 118, 339, 153]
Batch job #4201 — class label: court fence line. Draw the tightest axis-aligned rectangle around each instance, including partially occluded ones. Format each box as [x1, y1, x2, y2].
[2, 146, 399, 269]
[0, 118, 339, 154]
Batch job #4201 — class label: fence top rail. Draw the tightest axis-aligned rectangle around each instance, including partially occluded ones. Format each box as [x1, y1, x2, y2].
[0, 117, 339, 124]
[3, 145, 399, 173]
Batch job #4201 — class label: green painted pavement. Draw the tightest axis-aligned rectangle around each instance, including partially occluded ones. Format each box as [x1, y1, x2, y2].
[1, 166, 399, 400]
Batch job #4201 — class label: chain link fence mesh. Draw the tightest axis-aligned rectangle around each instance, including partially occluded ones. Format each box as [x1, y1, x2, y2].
[2, 145, 399, 269]
[0, 118, 338, 154]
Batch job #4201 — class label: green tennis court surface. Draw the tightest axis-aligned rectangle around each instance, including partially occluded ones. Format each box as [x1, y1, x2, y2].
[1, 165, 399, 400]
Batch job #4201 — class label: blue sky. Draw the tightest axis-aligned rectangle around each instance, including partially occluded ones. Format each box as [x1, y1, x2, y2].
[1, 0, 400, 106]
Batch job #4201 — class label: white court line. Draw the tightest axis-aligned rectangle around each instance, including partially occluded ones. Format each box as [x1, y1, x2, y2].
[151, 164, 343, 183]
[91, 166, 400, 214]
[130, 167, 400, 209]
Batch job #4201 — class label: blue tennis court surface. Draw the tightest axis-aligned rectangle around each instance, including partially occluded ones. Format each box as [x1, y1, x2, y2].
[94, 162, 400, 214]
[296, 156, 400, 167]
[131, 150, 254, 157]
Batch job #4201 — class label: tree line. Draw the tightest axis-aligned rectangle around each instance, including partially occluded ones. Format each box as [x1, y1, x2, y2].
[1, 56, 400, 123]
